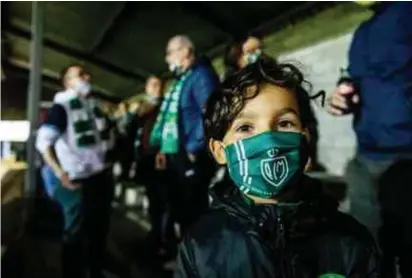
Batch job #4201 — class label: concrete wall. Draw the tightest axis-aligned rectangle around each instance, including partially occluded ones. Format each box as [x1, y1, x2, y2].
[278, 33, 356, 176]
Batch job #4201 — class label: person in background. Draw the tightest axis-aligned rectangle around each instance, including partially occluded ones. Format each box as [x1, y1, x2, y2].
[175, 56, 380, 278]
[222, 35, 264, 79]
[327, 2, 412, 277]
[132, 76, 164, 171]
[116, 101, 135, 181]
[117, 102, 134, 135]
[36, 64, 115, 278]
[132, 76, 176, 254]
[150, 35, 219, 237]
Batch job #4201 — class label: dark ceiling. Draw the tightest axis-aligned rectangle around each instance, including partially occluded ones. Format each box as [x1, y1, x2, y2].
[1, 1, 335, 102]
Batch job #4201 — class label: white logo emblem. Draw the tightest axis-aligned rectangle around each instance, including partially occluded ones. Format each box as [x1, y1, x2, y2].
[260, 155, 289, 188]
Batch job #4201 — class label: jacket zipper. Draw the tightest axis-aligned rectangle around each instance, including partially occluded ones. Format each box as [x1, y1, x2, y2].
[276, 208, 296, 278]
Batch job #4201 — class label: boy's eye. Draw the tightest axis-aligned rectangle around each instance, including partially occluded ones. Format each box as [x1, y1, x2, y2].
[276, 120, 298, 131]
[236, 124, 254, 134]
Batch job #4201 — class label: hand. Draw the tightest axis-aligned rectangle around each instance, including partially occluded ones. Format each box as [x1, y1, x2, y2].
[187, 153, 196, 163]
[155, 153, 167, 170]
[59, 172, 81, 190]
[327, 82, 359, 116]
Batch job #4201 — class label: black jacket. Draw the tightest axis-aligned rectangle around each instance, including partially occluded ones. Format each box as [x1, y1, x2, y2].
[175, 176, 380, 278]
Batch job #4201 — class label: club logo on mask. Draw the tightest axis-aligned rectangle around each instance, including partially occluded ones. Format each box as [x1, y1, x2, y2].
[261, 149, 289, 187]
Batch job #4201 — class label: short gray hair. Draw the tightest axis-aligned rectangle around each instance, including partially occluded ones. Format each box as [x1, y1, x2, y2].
[169, 35, 195, 52]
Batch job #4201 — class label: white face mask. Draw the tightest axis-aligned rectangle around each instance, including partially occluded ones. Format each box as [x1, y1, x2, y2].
[75, 80, 91, 96]
[169, 62, 183, 75]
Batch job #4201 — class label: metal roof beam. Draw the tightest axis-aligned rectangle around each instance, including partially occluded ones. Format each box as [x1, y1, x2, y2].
[3, 60, 61, 92]
[5, 24, 148, 83]
[250, 2, 333, 37]
[91, 2, 127, 52]
[181, 2, 246, 39]
[203, 2, 335, 62]
[3, 60, 122, 103]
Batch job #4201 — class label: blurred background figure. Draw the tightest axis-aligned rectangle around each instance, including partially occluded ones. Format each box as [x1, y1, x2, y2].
[150, 35, 219, 238]
[116, 102, 135, 181]
[222, 35, 264, 79]
[131, 76, 177, 255]
[327, 2, 412, 277]
[36, 64, 115, 278]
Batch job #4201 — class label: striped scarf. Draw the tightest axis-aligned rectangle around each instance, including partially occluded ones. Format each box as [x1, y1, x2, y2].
[149, 70, 191, 154]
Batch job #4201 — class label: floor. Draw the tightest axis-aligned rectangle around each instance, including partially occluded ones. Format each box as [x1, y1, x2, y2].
[1, 198, 174, 278]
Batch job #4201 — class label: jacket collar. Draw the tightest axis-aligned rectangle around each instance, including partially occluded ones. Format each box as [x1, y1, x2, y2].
[209, 175, 339, 240]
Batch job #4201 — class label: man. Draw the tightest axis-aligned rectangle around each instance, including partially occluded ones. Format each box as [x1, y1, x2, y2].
[150, 35, 219, 236]
[327, 2, 412, 277]
[36, 64, 115, 278]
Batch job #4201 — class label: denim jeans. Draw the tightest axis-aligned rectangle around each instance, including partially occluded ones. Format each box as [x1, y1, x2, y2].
[41, 166, 82, 239]
[40, 166, 114, 278]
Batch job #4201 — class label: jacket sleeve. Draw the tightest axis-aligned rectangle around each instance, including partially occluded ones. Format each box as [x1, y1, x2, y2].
[186, 69, 218, 154]
[35, 104, 67, 154]
[174, 237, 199, 278]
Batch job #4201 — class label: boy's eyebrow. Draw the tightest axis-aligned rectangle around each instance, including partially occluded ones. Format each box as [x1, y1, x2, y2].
[275, 107, 299, 118]
[235, 110, 259, 120]
[234, 107, 298, 122]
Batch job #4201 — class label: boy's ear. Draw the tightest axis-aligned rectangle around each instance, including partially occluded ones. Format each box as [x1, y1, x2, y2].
[208, 139, 227, 165]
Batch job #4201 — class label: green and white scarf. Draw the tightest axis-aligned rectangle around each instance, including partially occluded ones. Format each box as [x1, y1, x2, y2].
[69, 98, 110, 148]
[150, 70, 191, 154]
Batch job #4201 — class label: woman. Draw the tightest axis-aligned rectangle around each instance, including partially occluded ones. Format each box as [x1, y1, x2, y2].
[222, 35, 264, 80]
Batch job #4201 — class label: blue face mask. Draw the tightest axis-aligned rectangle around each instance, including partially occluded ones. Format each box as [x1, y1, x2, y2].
[224, 131, 308, 199]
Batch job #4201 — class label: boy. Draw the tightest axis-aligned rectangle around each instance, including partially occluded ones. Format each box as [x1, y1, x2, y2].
[175, 57, 380, 277]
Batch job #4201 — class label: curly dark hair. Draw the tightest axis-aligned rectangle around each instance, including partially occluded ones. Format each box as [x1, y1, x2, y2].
[204, 56, 318, 141]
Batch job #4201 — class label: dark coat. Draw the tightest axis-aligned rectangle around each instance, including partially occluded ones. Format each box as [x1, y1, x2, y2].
[175, 176, 380, 278]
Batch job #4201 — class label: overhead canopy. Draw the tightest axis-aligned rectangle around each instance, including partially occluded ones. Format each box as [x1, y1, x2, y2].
[1, 1, 335, 101]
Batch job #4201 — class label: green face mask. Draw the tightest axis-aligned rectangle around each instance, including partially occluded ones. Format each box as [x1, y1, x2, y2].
[224, 131, 308, 199]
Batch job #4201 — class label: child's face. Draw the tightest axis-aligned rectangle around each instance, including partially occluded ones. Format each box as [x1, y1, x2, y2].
[210, 84, 308, 165]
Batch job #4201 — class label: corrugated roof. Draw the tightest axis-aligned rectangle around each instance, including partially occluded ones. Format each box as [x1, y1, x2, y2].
[1, 1, 335, 101]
